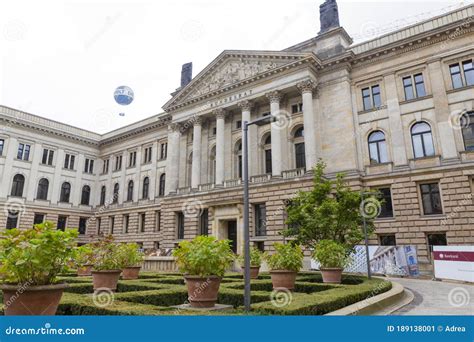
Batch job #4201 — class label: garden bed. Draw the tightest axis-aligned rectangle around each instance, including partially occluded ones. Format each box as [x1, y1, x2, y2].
[0, 272, 391, 315]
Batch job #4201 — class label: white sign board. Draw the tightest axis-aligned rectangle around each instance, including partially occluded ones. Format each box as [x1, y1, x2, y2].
[433, 246, 474, 283]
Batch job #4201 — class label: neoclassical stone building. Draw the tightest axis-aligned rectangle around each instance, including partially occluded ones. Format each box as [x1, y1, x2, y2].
[1, 1, 473, 274]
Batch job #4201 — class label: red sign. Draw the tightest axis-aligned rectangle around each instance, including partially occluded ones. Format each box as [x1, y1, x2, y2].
[433, 251, 474, 262]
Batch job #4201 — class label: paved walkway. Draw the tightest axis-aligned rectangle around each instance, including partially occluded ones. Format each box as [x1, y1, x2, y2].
[389, 277, 474, 315]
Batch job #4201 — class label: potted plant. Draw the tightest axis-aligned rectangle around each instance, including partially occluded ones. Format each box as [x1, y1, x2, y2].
[90, 235, 124, 292]
[265, 242, 303, 290]
[237, 247, 263, 279]
[118, 243, 144, 280]
[74, 244, 95, 276]
[313, 240, 349, 284]
[173, 236, 234, 308]
[0, 221, 77, 315]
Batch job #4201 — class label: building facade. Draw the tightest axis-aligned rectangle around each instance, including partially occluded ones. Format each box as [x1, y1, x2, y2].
[1, 1, 473, 274]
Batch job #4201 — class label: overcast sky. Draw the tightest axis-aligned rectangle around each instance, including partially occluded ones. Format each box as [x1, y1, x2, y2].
[0, 0, 471, 133]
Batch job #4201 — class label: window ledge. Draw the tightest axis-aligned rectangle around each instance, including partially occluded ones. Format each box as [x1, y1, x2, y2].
[399, 94, 433, 105]
[446, 84, 474, 94]
[250, 236, 267, 241]
[419, 214, 446, 220]
[357, 105, 387, 115]
[375, 217, 396, 222]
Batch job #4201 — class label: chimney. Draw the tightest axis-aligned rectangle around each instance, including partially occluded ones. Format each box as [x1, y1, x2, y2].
[180, 62, 193, 88]
[319, 0, 340, 34]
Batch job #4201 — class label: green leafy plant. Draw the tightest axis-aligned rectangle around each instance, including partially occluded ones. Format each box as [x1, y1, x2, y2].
[237, 247, 263, 267]
[284, 160, 377, 254]
[118, 243, 145, 267]
[312, 240, 349, 268]
[71, 244, 95, 268]
[265, 243, 303, 272]
[90, 235, 124, 271]
[172, 236, 235, 277]
[0, 221, 78, 286]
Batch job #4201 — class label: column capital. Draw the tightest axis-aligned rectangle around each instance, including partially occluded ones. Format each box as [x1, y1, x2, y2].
[297, 79, 317, 94]
[168, 122, 182, 133]
[213, 108, 227, 120]
[192, 116, 203, 126]
[237, 100, 253, 112]
[266, 90, 283, 104]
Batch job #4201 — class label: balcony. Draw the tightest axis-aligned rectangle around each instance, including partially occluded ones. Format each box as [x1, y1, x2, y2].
[224, 179, 241, 188]
[199, 183, 215, 191]
[282, 168, 306, 179]
[250, 174, 272, 184]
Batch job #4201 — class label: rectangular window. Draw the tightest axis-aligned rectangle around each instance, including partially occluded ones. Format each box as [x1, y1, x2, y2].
[362, 87, 372, 110]
[140, 213, 146, 233]
[362, 85, 382, 110]
[129, 151, 137, 167]
[255, 241, 265, 252]
[124, 215, 130, 233]
[372, 85, 381, 108]
[143, 147, 152, 164]
[57, 216, 67, 231]
[33, 213, 45, 225]
[450, 63, 464, 89]
[403, 76, 414, 101]
[102, 159, 109, 174]
[64, 154, 75, 170]
[17, 143, 31, 161]
[200, 208, 209, 236]
[379, 234, 396, 246]
[115, 155, 122, 171]
[212, 127, 217, 136]
[97, 217, 101, 235]
[254, 204, 267, 236]
[236, 120, 242, 129]
[291, 103, 303, 114]
[110, 216, 115, 234]
[0, 139, 4, 156]
[295, 142, 306, 169]
[377, 188, 394, 218]
[462, 112, 474, 151]
[6, 210, 18, 229]
[160, 142, 168, 160]
[420, 183, 443, 215]
[427, 233, 447, 255]
[414, 73, 426, 97]
[84, 158, 94, 174]
[41, 149, 54, 166]
[78, 217, 87, 235]
[265, 149, 272, 174]
[177, 212, 185, 240]
[155, 211, 161, 232]
[463, 60, 474, 86]
[403, 74, 426, 100]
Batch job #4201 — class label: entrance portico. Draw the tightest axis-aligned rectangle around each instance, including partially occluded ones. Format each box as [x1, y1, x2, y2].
[209, 201, 243, 254]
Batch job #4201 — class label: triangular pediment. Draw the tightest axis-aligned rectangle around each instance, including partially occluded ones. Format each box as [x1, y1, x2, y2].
[163, 50, 316, 111]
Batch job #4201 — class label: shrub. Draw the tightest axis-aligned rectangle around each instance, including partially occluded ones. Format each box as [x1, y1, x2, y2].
[237, 247, 263, 267]
[265, 243, 303, 272]
[313, 240, 349, 268]
[90, 235, 124, 271]
[71, 244, 95, 268]
[118, 243, 145, 267]
[0, 221, 78, 286]
[172, 236, 235, 277]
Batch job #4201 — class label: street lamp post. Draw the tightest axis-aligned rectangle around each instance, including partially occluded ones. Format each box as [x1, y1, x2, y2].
[243, 116, 275, 312]
[360, 191, 372, 280]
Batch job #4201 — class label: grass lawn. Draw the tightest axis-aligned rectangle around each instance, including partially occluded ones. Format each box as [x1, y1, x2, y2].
[0, 272, 392, 315]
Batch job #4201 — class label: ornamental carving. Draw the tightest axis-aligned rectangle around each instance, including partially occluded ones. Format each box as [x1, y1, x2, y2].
[266, 91, 283, 104]
[297, 79, 317, 94]
[237, 100, 253, 112]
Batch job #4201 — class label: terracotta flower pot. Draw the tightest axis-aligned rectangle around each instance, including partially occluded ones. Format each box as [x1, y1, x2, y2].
[77, 265, 93, 276]
[270, 270, 297, 290]
[184, 275, 222, 308]
[241, 266, 260, 279]
[122, 266, 141, 280]
[1, 283, 68, 316]
[91, 270, 122, 291]
[320, 268, 343, 284]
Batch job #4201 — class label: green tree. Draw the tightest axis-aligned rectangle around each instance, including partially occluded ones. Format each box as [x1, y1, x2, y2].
[284, 160, 377, 253]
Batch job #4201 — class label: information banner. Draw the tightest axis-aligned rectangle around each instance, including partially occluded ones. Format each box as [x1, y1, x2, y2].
[433, 246, 474, 283]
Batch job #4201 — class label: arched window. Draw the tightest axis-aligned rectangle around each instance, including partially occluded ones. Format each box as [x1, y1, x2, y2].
[411, 122, 434, 158]
[368, 130, 388, 164]
[81, 185, 91, 205]
[60, 182, 71, 203]
[142, 177, 150, 199]
[36, 178, 49, 200]
[113, 183, 119, 203]
[294, 127, 306, 169]
[100, 186, 106, 205]
[235, 140, 242, 179]
[159, 174, 166, 197]
[127, 180, 134, 202]
[263, 134, 272, 174]
[11, 174, 25, 197]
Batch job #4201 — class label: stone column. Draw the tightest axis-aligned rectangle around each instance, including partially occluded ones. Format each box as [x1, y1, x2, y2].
[0, 137, 18, 198]
[26, 143, 42, 201]
[214, 108, 226, 185]
[191, 116, 202, 189]
[266, 91, 284, 177]
[297, 79, 318, 170]
[238, 100, 255, 177]
[165, 123, 181, 194]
